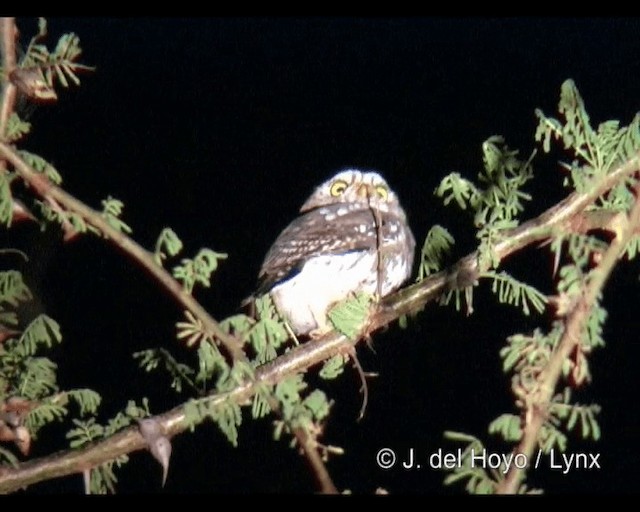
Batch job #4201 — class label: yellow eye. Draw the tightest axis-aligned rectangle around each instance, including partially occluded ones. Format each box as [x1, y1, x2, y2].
[330, 180, 348, 197]
[375, 185, 389, 200]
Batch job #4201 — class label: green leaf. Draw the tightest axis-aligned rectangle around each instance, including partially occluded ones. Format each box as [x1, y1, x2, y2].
[154, 228, 183, 266]
[443, 431, 481, 444]
[0, 270, 33, 306]
[176, 310, 211, 347]
[172, 249, 227, 293]
[212, 401, 242, 447]
[20, 29, 93, 92]
[319, 354, 348, 380]
[17, 314, 62, 356]
[66, 418, 104, 448]
[25, 400, 67, 435]
[482, 271, 547, 316]
[435, 172, 479, 210]
[275, 375, 307, 421]
[251, 387, 272, 419]
[0, 446, 19, 467]
[67, 388, 102, 416]
[584, 303, 607, 349]
[302, 389, 331, 422]
[327, 292, 373, 341]
[0, 172, 13, 226]
[417, 225, 455, 280]
[101, 196, 132, 234]
[5, 113, 31, 142]
[195, 341, 226, 388]
[17, 150, 63, 185]
[248, 299, 289, 364]
[220, 314, 254, 342]
[488, 414, 522, 442]
[133, 347, 197, 393]
[589, 413, 601, 441]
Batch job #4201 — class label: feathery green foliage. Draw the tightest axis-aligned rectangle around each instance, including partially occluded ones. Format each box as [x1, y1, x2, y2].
[183, 396, 242, 446]
[435, 136, 534, 274]
[134, 348, 197, 394]
[327, 292, 373, 341]
[436, 136, 534, 229]
[17, 150, 62, 185]
[417, 225, 455, 280]
[273, 375, 331, 443]
[437, 286, 475, 314]
[535, 80, 640, 191]
[249, 295, 289, 364]
[5, 113, 31, 143]
[0, 269, 102, 466]
[173, 248, 228, 293]
[482, 271, 547, 316]
[65, 399, 149, 493]
[319, 354, 349, 380]
[0, 270, 32, 307]
[154, 228, 184, 266]
[438, 79, 639, 494]
[19, 18, 93, 91]
[3, 16, 637, 495]
[0, 172, 14, 226]
[101, 196, 132, 234]
[441, 432, 499, 494]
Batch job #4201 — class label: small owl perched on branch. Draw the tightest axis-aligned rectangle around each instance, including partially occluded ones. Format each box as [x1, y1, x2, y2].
[255, 169, 415, 337]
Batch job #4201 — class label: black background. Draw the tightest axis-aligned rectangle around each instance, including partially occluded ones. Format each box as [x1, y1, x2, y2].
[4, 17, 640, 494]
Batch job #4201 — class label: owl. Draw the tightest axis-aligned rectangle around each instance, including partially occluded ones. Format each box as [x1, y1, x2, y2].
[256, 169, 415, 337]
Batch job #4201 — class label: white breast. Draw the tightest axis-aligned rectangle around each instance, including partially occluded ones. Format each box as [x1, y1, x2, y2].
[270, 248, 411, 335]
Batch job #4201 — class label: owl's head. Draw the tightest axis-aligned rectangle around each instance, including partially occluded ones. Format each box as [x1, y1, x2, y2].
[299, 169, 401, 213]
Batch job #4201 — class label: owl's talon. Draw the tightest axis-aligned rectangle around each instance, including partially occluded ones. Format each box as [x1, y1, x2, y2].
[308, 324, 333, 340]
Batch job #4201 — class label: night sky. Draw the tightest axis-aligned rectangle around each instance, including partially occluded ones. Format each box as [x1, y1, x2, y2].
[4, 17, 640, 494]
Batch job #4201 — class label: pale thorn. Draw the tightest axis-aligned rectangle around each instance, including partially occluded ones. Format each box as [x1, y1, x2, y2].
[14, 425, 31, 455]
[150, 437, 172, 487]
[139, 418, 171, 487]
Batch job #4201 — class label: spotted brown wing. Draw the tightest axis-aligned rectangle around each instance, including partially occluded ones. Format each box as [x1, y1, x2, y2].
[256, 205, 379, 294]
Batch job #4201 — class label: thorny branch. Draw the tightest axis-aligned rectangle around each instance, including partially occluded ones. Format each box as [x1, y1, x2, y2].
[1, 16, 639, 496]
[0, 17, 336, 494]
[496, 171, 640, 494]
[0, 143, 637, 492]
[0, 141, 338, 494]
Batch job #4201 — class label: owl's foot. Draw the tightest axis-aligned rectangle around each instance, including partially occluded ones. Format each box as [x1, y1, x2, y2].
[308, 323, 333, 340]
[308, 314, 334, 340]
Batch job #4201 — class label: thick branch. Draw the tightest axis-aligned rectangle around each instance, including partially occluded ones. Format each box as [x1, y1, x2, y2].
[0, 19, 343, 493]
[0, 335, 348, 493]
[0, 152, 637, 493]
[0, 140, 337, 493]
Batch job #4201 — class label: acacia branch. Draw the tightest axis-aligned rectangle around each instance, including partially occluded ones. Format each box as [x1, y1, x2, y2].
[0, 141, 245, 361]
[0, 18, 336, 492]
[497, 174, 640, 494]
[0, 151, 637, 493]
[0, 141, 338, 494]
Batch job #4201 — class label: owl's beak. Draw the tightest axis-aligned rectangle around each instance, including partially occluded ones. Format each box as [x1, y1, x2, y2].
[357, 183, 375, 199]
